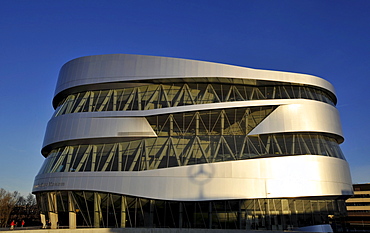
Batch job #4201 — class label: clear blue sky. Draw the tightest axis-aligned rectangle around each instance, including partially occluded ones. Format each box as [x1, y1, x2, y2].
[1, 0, 369, 196]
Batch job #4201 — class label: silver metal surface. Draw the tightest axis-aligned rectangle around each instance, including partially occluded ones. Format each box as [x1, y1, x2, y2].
[34, 54, 352, 204]
[42, 99, 343, 150]
[33, 155, 352, 201]
[56, 54, 336, 98]
[43, 116, 156, 149]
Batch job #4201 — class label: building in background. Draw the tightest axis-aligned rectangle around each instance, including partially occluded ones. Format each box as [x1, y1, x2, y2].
[33, 54, 352, 230]
[345, 183, 370, 231]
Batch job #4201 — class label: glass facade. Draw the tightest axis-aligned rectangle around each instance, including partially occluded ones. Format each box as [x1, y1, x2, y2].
[38, 132, 344, 174]
[53, 82, 335, 117]
[34, 54, 351, 231]
[38, 106, 344, 175]
[37, 190, 347, 230]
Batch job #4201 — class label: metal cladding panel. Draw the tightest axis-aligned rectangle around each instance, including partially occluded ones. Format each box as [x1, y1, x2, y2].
[43, 114, 156, 148]
[248, 100, 344, 139]
[42, 99, 343, 150]
[55, 54, 335, 97]
[35, 54, 352, 210]
[33, 155, 352, 201]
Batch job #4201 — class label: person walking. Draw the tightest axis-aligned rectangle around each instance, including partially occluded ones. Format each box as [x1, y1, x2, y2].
[10, 220, 15, 230]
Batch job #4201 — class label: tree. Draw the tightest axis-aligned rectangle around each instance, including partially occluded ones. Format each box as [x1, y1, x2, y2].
[9, 193, 40, 227]
[26, 193, 36, 207]
[25, 193, 37, 216]
[0, 188, 20, 227]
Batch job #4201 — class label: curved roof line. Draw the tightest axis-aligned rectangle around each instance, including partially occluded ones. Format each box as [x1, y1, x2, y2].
[55, 54, 336, 99]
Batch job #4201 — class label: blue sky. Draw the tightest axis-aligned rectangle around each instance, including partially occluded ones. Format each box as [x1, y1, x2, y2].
[1, 0, 369, 196]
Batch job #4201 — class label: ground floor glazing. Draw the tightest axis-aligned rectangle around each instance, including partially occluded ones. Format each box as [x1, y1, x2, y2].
[35, 191, 347, 230]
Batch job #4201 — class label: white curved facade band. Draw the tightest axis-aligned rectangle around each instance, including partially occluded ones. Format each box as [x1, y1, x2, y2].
[33, 54, 352, 230]
[43, 115, 157, 148]
[33, 155, 352, 201]
[42, 99, 343, 149]
[55, 54, 336, 98]
[248, 100, 344, 140]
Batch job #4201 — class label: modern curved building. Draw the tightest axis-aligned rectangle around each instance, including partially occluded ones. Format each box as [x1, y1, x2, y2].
[33, 54, 353, 230]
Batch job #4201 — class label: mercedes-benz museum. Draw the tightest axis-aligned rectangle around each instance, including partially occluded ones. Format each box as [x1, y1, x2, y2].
[33, 54, 352, 230]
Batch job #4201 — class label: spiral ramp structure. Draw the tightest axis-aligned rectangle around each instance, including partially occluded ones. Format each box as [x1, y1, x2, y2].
[33, 54, 352, 230]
